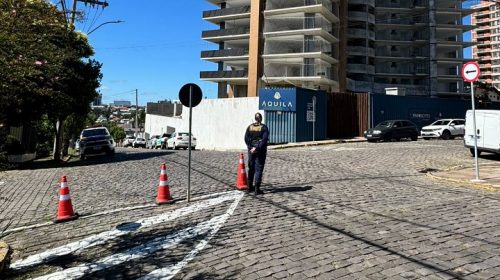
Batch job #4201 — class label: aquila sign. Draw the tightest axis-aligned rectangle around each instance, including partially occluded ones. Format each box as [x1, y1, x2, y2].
[259, 88, 297, 112]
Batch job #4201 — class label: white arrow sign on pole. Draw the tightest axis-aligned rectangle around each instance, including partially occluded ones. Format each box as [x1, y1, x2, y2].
[461, 61, 482, 182]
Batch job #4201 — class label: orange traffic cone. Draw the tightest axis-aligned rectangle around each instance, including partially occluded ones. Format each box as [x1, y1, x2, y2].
[236, 153, 248, 190]
[156, 163, 173, 205]
[55, 176, 78, 223]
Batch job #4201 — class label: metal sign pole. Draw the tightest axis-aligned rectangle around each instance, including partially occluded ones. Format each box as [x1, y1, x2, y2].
[470, 81, 480, 181]
[312, 96, 316, 142]
[187, 86, 192, 202]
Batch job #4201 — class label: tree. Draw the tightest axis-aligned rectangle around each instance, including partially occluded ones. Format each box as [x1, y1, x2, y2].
[0, 0, 102, 160]
[108, 123, 126, 144]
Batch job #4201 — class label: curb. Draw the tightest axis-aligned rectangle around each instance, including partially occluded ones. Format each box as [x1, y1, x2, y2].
[269, 138, 367, 150]
[0, 240, 12, 276]
[427, 172, 500, 192]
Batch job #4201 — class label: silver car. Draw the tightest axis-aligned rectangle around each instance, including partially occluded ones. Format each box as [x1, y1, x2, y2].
[421, 119, 465, 140]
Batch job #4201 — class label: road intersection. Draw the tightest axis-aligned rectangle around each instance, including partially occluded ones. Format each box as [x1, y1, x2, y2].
[1, 140, 499, 279]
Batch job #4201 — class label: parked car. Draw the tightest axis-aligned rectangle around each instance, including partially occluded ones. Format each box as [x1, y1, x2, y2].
[123, 135, 135, 147]
[147, 136, 159, 149]
[421, 119, 465, 140]
[79, 127, 115, 160]
[167, 132, 197, 150]
[364, 120, 419, 142]
[154, 133, 171, 149]
[132, 138, 146, 148]
[464, 110, 500, 156]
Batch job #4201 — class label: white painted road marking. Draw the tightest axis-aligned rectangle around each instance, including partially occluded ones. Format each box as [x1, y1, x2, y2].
[33, 215, 228, 280]
[10, 191, 244, 271]
[34, 192, 243, 280]
[139, 190, 242, 280]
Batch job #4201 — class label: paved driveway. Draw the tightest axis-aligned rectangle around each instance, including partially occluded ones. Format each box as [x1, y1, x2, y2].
[1, 140, 500, 279]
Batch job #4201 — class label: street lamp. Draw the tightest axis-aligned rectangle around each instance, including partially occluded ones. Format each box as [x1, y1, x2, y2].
[87, 20, 124, 35]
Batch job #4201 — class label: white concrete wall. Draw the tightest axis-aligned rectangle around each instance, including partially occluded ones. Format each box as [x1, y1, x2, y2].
[145, 114, 183, 137]
[145, 97, 262, 150]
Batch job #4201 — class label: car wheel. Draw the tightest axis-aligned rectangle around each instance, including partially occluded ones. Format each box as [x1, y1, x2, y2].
[173, 143, 178, 150]
[367, 139, 376, 143]
[191, 146, 196, 150]
[470, 148, 482, 157]
[423, 137, 430, 140]
[383, 133, 392, 142]
[441, 130, 451, 140]
[183, 147, 188, 150]
[411, 135, 418, 141]
[106, 150, 115, 156]
[80, 153, 85, 160]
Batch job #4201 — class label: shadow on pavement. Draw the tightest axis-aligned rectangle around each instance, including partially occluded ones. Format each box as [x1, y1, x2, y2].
[257, 195, 468, 280]
[17, 151, 173, 170]
[266, 185, 313, 193]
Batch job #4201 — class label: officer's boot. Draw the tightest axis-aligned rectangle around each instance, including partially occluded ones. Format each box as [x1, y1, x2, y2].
[255, 183, 264, 195]
[246, 184, 254, 193]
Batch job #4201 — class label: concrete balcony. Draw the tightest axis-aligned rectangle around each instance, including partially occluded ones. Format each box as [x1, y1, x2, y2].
[202, 27, 250, 42]
[347, 64, 375, 74]
[348, 46, 375, 57]
[266, 0, 332, 11]
[348, 11, 375, 23]
[375, 68, 428, 76]
[376, 0, 427, 9]
[200, 70, 248, 82]
[201, 49, 249, 61]
[347, 28, 375, 40]
[203, 6, 250, 24]
[265, 3, 338, 23]
[350, 0, 375, 6]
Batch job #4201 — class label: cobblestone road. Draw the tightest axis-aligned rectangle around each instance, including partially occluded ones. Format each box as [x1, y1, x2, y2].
[1, 140, 500, 279]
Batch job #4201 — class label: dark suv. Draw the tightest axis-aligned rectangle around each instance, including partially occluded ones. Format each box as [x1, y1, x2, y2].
[364, 120, 419, 142]
[79, 127, 115, 159]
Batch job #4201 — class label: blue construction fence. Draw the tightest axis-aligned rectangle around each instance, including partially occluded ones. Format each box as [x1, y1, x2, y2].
[371, 95, 500, 130]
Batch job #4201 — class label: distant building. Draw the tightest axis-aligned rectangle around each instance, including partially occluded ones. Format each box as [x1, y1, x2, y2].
[93, 94, 102, 106]
[113, 100, 132, 107]
[146, 101, 182, 117]
[471, 1, 500, 89]
[346, 0, 472, 96]
[201, 0, 344, 97]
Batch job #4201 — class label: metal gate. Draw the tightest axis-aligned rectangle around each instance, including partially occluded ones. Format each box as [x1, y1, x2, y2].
[326, 92, 369, 138]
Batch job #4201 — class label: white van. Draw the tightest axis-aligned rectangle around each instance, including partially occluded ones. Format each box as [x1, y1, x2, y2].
[464, 110, 500, 155]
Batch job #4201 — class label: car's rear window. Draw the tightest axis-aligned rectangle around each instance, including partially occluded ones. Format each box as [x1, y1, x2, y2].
[178, 133, 191, 136]
[82, 128, 108, 137]
[137, 138, 145, 141]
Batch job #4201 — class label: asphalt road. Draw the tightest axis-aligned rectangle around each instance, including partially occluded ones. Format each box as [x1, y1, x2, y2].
[1, 140, 500, 279]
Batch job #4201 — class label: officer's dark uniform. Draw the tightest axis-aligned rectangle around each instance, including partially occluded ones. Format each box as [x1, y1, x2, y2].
[244, 120, 269, 194]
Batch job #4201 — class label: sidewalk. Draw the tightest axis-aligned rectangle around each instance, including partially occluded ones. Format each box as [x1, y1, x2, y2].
[429, 164, 500, 190]
[268, 137, 367, 150]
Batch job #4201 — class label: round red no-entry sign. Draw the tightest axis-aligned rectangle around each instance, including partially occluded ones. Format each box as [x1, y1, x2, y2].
[461, 62, 480, 83]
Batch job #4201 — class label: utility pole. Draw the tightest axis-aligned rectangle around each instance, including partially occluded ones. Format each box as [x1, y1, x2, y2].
[69, 0, 109, 24]
[51, 0, 110, 160]
[135, 89, 139, 138]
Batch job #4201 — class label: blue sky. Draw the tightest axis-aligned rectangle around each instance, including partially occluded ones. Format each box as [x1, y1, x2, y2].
[71, 1, 477, 105]
[73, 1, 218, 105]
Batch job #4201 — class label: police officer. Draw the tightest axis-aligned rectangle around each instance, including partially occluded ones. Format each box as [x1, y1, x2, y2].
[244, 112, 269, 195]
